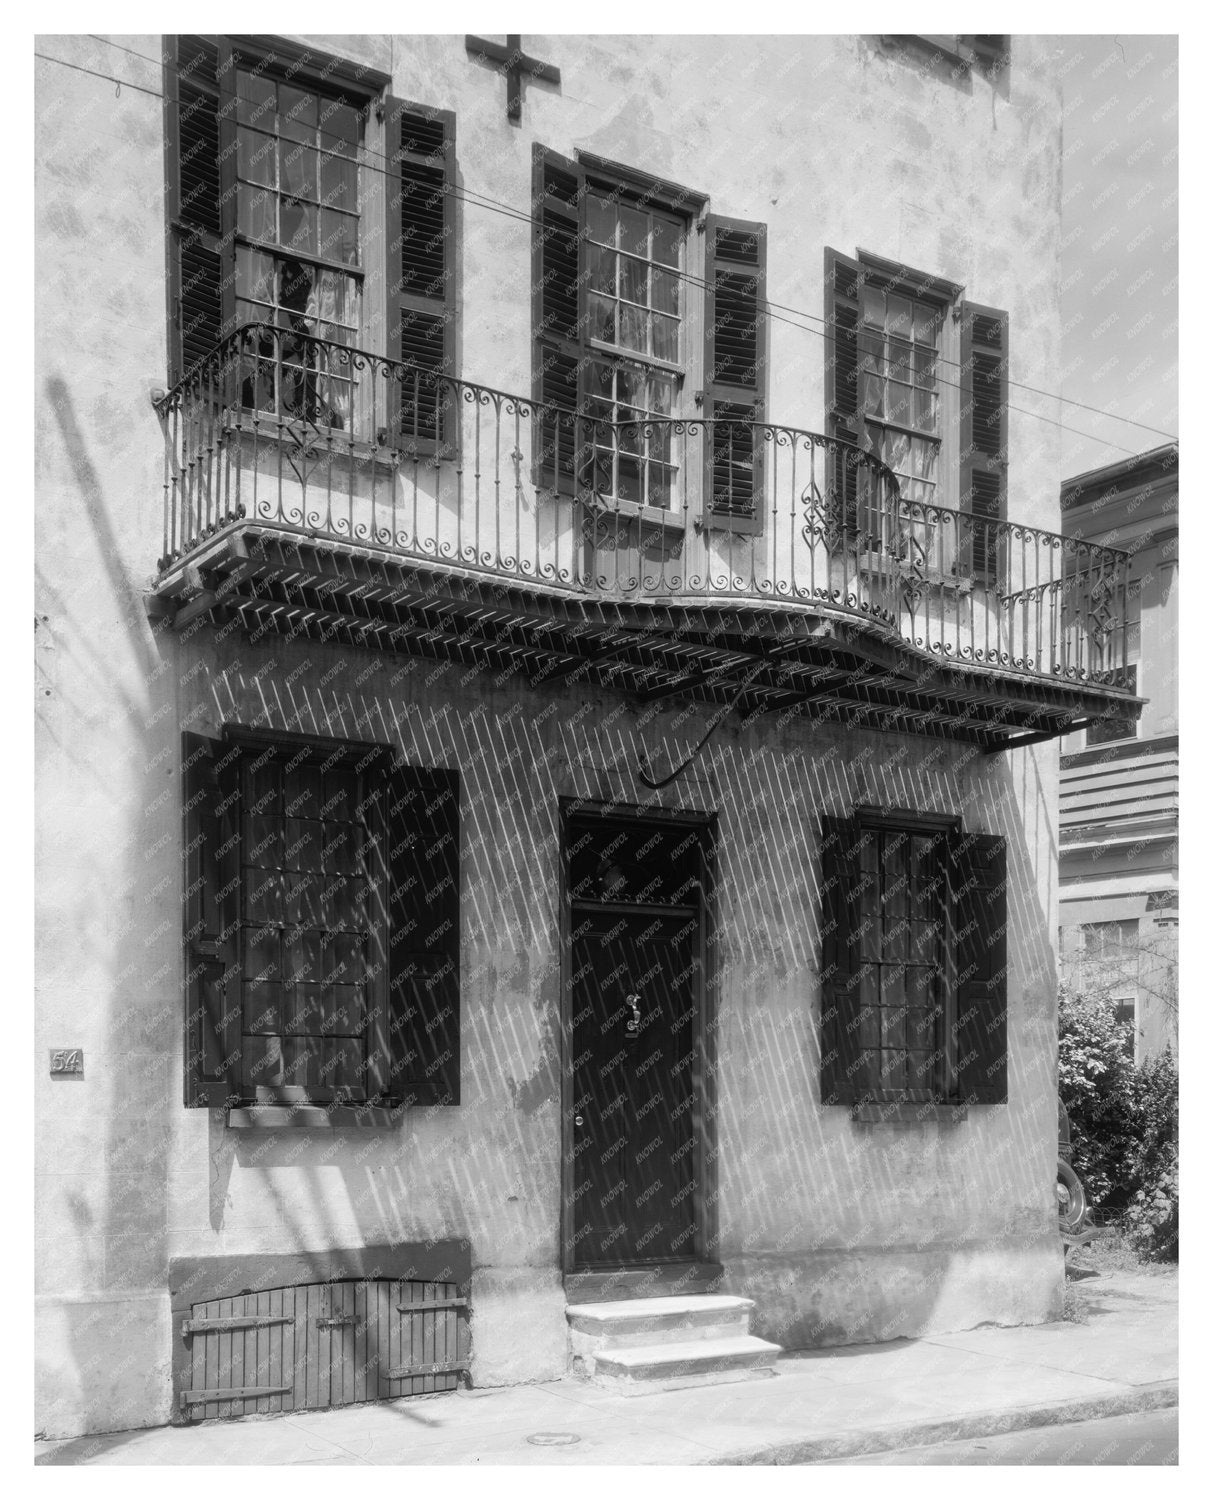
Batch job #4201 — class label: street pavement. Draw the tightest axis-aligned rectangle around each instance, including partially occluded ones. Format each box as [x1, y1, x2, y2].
[816, 1406, 1178, 1464]
[35, 1262, 1178, 1466]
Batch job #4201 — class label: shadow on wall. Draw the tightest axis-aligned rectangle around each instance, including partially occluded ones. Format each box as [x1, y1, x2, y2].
[37, 375, 179, 1436]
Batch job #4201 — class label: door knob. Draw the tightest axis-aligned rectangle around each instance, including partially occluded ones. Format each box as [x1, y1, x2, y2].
[574, 1114, 584, 1127]
[626, 993, 641, 1032]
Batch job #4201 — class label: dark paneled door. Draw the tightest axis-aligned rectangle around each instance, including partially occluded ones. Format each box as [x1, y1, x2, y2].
[571, 908, 697, 1266]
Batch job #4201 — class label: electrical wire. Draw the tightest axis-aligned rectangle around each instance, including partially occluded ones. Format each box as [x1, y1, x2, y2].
[37, 41, 1177, 453]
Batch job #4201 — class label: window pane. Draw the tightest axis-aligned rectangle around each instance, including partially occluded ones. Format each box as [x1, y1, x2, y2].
[588, 242, 617, 295]
[236, 246, 275, 304]
[320, 209, 359, 267]
[914, 303, 939, 347]
[619, 205, 648, 257]
[238, 185, 278, 243]
[279, 86, 318, 144]
[319, 152, 357, 212]
[589, 293, 616, 344]
[237, 72, 276, 129]
[651, 313, 678, 363]
[618, 303, 647, 353]
[587, 194, 616, 246]
[318, 99, 361, 148]
[281, 141, 317, 199]
[620, 254, 648, 305]
[862, 286, 886, 327]
[281, 202, 317, 256]
[886, 293, 912, 340]
[238, 128, 276, 187]
[651, 267, 679, 315]
[617, 455, 642, 501]
[651, 217, 680, 268]
[646, 373, 676, 417]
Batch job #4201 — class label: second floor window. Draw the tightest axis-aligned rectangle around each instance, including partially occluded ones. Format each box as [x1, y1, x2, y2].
[532, 147, 769, 533]
[584, 194, 684, 509]
[825, 247, 1009, 583]
[164, 36, 456, 446]
[235, 74, 365, 428]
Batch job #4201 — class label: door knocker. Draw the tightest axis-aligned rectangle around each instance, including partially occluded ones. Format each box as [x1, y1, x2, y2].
[625, 993, 641, 1033]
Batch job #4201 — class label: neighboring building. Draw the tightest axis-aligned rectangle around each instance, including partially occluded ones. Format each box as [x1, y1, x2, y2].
[1058, 445, 1178, 1061]
[36, 33, 1139, 1439]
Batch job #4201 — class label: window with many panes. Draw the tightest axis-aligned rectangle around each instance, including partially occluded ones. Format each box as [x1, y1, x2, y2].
[165, 36, 457, 446]
[234, 73, 365, 429]
[584, 194, 685, 510]
[859, 285, 943, 509]
[820, 812, 1009, 1108]
[182, 728, 461, 1111]
[533, 148, 768, 530]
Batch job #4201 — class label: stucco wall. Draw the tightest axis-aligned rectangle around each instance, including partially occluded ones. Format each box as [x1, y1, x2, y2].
[36, 33, 1064, 1438]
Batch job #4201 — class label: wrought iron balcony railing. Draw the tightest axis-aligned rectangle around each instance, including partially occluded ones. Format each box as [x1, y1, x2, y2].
[156, 324, 1131, 690]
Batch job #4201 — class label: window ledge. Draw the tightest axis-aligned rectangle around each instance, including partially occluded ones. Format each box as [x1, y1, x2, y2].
[588, 496, 687, 533]
[851, 1102, 968, 1125]
[226, 1104, 405, 1129]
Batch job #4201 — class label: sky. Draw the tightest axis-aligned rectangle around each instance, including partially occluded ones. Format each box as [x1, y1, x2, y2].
[1054, 34, 1178, 477]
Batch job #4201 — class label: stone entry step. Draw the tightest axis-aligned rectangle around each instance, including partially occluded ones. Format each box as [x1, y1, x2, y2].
[566, 1293, 781, 1392]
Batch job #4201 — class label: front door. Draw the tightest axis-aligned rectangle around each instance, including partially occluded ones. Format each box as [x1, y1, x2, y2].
[566, 815, 703, 1268]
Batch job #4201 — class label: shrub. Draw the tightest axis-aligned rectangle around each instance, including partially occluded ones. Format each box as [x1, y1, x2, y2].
[1058, 990, 1178, 1258]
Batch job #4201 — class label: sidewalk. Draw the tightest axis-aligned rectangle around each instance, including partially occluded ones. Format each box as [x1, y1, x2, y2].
[35, 1265, 1177, 1466]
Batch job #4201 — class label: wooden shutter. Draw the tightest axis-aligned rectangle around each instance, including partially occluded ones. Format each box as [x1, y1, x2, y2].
[182, 731, 241, 1106]
[819, 814, 868, 1105]
[386, 99, 457, 449]
[960, 301, 1009, 586]
[164, 35, 236, 384]
[531, 145, 587, 494]
[950, 832, 1008, 1104]
[387, 767, 461, 1105]
[703, 216, 768, 533]
[823, 247, 864, 540]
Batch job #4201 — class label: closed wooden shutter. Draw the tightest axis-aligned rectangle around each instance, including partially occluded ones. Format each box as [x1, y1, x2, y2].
[818, 814, 869, 1105]
[703, 216, 768, 533]
[164, 35, 236, 383]
[182, 731, 242, 1106]
[960, 301, 1009, 586]
[385, 98, 457, 448]
[531, 145, 587, 493]
[950, 832, 1009, 1104]
[823, 246, 864, 540]
[387, 767, 461, 1105]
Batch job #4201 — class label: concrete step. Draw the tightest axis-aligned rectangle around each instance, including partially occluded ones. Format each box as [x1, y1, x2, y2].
[589, 1334, 782, 1394]
[566, 1293, 755, 1347]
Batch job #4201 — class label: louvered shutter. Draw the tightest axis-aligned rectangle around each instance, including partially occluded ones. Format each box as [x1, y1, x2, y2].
[950, 832, 1008, 1104]
[819, 814, 868, 1105]
[164, 35, 236, 384]
[385, 99, 457, 450]
[960, 301, 1009, 586]
[182, 732, 242, 1106]
[387, 767, 461, 1106]
[702, 216, 768, 533]
[823, 247, 864, 541]
[531, 146, 587, 494]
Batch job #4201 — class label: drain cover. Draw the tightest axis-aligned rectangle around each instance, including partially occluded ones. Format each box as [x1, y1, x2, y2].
[526, 1432, 581, 1447]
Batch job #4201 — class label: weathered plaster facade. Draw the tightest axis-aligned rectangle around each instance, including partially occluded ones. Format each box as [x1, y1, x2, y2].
[36, 33, 1067, 1438]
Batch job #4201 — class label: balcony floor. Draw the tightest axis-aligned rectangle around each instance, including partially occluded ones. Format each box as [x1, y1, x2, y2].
[149, 525, 1140, 753]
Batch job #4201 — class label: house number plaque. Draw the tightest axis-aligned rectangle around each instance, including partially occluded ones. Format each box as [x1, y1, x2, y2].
[49, 1048, 84, 1077]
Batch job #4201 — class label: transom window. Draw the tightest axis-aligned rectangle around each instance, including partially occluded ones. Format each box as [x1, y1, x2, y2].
[859, 286, 943, 508]
[234, 71, 366, 429]
[584, 193, 685, 510]
[855, 825, 948, 1100]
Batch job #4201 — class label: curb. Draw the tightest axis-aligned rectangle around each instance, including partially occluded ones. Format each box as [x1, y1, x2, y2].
[701, 1380, 1179, 1465]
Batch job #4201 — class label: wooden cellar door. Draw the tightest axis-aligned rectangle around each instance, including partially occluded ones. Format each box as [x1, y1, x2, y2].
[177, 1278, 468, 1421]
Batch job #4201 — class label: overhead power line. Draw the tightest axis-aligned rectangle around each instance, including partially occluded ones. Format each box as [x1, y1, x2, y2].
[36, 42, 1177, 455]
